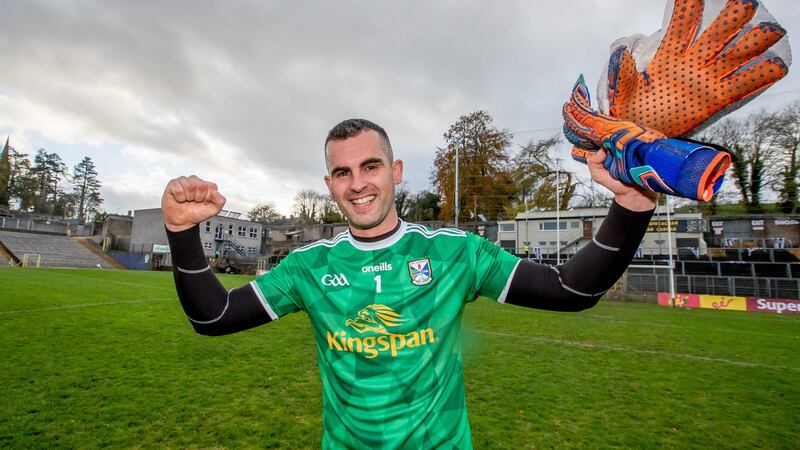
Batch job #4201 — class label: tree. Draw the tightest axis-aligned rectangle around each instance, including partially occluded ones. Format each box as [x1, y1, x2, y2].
[32, 149, 67, 215]
[0, 137, 9, 208]
[320, 196, 345, 223]
[71, 157, 103, 222]
[293, 189, 325, 224]
[698, 112, 782, 213]
[394, 181, 413, 219]
[248, 201, 282, 223]
[408, 190, 441, 221]
[774, 101, 800, 213]
[570, 176, 614, 209]
[54, 193, 78, 219]
[6, 148, 37, 210]
[432, 111, 517, 222]
[512, 137, 577, 212]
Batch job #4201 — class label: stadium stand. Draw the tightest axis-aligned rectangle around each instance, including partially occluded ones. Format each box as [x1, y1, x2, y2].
[0, 230, 118, 268]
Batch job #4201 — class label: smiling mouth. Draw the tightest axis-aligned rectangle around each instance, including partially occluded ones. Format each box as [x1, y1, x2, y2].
[351, 195, 376, 206]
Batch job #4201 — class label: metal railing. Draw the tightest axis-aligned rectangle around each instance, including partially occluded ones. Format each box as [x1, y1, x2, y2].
[624, 273, 800, 299]
[0, 217, 94, 236]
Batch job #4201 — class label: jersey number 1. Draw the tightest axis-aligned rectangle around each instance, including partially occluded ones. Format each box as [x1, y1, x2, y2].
[374, 275, 382, 294]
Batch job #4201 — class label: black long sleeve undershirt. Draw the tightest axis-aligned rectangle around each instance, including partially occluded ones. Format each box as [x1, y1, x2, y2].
[166, 225, 272, 336]
[166, 200, 653, 335]
[504, 200, 654, 311]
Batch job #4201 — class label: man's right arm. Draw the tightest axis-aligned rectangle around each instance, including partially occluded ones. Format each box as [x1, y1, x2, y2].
[167, 225, 274, 336]
[162, 175, 274, 336]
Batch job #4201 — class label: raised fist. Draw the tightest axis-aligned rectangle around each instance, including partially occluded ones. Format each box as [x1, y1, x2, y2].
[161, 175, 226, 232]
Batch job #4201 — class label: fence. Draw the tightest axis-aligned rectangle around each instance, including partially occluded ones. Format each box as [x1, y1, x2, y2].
[0, 217, 94, 236]
[525, 252, 800, 300]
[623, 272, 800, 299]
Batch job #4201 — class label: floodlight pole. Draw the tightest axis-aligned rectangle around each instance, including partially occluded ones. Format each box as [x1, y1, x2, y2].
[524, 194, 529, 256]
[455, 144, 460, 229]
[665, 196, 676, 306]
[556, 155, 561, 265]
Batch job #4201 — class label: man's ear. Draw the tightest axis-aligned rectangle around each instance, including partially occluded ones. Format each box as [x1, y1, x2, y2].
[392, 160, 403, 185]
[324, 175, 332, 193]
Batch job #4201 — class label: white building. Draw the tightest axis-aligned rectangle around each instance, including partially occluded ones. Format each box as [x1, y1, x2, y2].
[131, 208, 267, 259]
[497, 204, 706, 259]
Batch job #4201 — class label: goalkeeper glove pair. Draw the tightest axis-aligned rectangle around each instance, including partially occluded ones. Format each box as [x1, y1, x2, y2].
[563, 75, 731, 201]
[563, 0, 789, 201]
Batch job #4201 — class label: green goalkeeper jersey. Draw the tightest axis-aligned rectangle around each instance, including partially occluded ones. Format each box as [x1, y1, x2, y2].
[251, 221, 519, 449]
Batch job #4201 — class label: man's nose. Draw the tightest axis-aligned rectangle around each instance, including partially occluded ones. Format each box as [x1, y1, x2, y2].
[349, 172, 368, 192]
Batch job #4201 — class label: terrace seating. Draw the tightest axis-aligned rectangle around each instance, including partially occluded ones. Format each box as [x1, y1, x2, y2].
[0, 231, 114, 268]
[773, 249, 800, 262]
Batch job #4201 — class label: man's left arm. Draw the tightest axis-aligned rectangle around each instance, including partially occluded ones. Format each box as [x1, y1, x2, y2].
[494, 149, 656, 311]
[502, 199, 653, 311]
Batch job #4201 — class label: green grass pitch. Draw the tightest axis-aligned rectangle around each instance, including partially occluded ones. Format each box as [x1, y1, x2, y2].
[1, 267, 798, 448]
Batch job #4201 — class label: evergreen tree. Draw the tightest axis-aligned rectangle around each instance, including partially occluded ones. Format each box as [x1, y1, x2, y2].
[71, 157, 103, 222]
[0, 137, 9, 208]
[32, 149, 67, 214]
[7, 148, 37, 210]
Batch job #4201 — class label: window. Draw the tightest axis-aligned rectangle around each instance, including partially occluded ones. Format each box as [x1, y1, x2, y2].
[539, 221, 567, 231]
[203, 241, 212, 250]
[205, 221, 211, 232]
[247, 246, 257, 254]
[571, 221, 579, 229]
[499, 240, 515, 252]
[499, 223, 515, 232]
[238, 226, 246, 237]
[228, 224, 233, 235]
[249, 227, 258, 238]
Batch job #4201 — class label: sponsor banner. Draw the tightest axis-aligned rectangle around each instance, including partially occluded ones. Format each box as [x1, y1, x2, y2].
[647, 219, 678, 233]
[746, 297, 800, 315]
[152, 244, 170, 253]
[657, 292, 700, 308]
[699, 295, 747, 311]
[659, 293, 800, 314]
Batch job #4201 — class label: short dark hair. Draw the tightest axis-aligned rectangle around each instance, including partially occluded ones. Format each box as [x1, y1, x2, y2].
[324, 118, 393, 169]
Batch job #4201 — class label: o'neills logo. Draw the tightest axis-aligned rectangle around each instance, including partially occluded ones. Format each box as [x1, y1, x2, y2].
[362, 262, 392, 273]
[326, 304, 435, 358]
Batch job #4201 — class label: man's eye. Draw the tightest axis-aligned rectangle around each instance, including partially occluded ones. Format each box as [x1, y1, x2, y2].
[335, 170, 349, 178]
[365, 165, 378, 172]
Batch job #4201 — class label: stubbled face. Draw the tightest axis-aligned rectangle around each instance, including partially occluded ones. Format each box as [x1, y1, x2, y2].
[324, 130, 403, 238]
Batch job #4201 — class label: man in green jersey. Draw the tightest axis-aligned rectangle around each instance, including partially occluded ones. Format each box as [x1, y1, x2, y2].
[162, 119, 656, 448]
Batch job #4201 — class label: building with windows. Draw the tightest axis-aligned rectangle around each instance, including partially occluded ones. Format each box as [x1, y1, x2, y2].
[130, 208, 267, 259]
[707, 215, 800, 248]
[497, 205, 706, 258]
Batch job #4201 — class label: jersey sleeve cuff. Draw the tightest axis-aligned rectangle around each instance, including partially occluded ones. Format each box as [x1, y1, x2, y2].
[165, 224, 208, 270]
[594, 200, 654, 250]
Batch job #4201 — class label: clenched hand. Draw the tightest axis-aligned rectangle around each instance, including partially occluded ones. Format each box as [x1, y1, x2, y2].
[161, 175, 226, 232]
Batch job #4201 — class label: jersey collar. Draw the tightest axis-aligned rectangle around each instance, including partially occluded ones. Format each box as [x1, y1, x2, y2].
[347, 220, 407, 251]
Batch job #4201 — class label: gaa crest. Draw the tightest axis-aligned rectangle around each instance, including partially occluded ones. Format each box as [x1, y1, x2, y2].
[408, 259, 433, 286]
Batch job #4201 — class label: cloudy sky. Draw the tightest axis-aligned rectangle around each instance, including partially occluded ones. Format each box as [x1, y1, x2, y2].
[2, 0, 798, 217]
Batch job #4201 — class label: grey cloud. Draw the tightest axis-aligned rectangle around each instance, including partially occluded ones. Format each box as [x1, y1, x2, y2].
[2, 0, 798, 214]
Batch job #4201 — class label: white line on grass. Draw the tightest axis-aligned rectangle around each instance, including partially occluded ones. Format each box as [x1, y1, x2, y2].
[35, 268, 177, 292]
[468, 305, 800, 340]
[0, 297, 175, 315]
[474, 329, 800, 372]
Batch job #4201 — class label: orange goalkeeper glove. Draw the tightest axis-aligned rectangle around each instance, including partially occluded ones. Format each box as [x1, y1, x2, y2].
[564, 75, 732, 201]
[600, 0, 790, 137]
